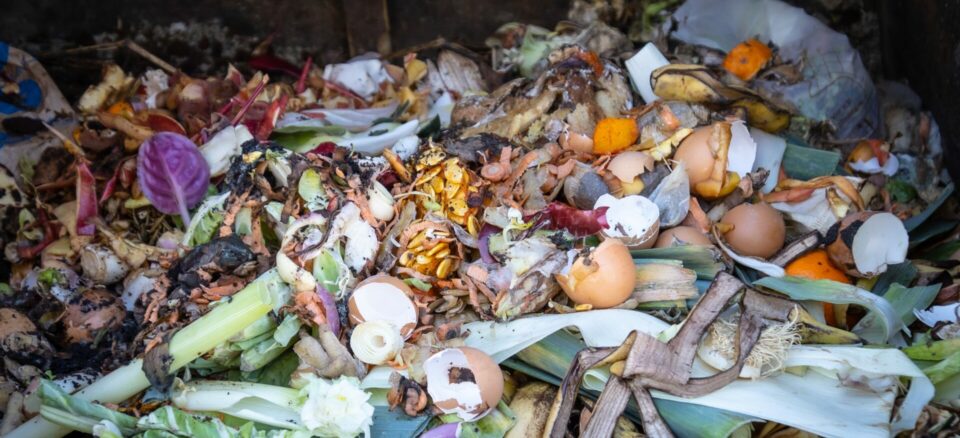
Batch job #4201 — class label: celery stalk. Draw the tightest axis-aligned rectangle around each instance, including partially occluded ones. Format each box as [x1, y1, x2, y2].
[6, 270, 281, 438]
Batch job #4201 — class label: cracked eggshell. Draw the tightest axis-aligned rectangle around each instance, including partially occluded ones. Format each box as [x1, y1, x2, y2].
[608, 151, 654, 183]
[62, 289, 126, 344]
[347, 275, 418, 339]
[556, 239, 637, 309]
[559, 125, 595, 154]
[425, 347, 503, 421]
[655, 226, 711, 248]
[726, 120, 757, 178]
[594, 194, 660, 249]
[825, 211, 907, 278]
[674, 123, 725, 187]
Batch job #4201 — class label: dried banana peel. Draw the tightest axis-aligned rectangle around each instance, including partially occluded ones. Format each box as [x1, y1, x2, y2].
[651, 64, 790, 132]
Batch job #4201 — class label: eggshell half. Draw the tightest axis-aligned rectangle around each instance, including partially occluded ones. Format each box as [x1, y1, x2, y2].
[425, 347, 504, 421]
[347, 275, 418, 339]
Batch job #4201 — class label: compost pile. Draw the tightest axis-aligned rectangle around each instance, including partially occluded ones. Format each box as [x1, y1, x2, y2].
[2, 0, 960, 437]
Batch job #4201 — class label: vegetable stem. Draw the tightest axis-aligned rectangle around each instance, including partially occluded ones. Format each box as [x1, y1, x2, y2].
[6, 271, 279, 438]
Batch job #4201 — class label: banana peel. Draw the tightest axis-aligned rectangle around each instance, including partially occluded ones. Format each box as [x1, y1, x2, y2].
[505, 382, 557, 438]
[651, 64, 790, 133]
[791, 306, 862, 345]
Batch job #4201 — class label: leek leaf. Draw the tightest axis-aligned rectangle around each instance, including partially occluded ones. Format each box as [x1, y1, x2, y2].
[882, 283, 940, 327]
[755, 276, 902, 343]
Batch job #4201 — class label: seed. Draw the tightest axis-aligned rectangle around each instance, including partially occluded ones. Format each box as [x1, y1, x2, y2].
[426, 242, 449, 257]
[467, 216, 479, 236]
[407, 231, 428, 250]
[436, 258, 453, 279]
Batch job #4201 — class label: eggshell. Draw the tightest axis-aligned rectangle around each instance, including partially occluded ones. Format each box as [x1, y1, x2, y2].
[720, 203, 785, 258]
[557, 240, 637, 308]
[425, 347, 504, 421]
[655, 226, 712, 247]
[608, 151, 654, 183]
[347, 275, 418, 339]
[594, 194, 660, 249]
[674, 125, 718, 186]
[560, 127, 595, 154]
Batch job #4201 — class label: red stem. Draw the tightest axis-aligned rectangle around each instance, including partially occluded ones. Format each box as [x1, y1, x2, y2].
[231, 77, 269, 126]
[296, 56, 313, 94]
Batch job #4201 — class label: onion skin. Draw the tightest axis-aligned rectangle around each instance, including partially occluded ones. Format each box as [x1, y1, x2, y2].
[420, 422, 459, 438]
[315, 285, 340, 335]
[478, 224, 501, 264]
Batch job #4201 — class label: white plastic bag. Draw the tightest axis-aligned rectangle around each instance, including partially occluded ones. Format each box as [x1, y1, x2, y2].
[670, 0, 879, 139]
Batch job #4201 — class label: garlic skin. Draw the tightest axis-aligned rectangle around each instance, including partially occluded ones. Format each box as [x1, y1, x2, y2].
[80, 244, 130, 285]
[199, 125, 253, 177]
[350, 320, 403, 365]
[367, 181, 396, 222]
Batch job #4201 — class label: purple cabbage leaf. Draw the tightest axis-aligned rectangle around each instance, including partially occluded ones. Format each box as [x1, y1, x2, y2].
[137, 132, 211, 226]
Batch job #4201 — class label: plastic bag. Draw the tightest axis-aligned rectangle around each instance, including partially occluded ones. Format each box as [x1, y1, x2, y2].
[670, 0, 879, 139]
[0, 43, 75, 174]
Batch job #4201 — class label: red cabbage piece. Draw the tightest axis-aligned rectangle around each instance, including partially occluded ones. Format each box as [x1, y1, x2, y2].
[76, 161, 98, 235]
[137, 132, 211, 225]
[537, 202, 609, 237]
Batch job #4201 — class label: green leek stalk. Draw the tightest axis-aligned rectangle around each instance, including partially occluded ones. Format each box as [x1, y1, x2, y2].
[6, 270, 282, 438]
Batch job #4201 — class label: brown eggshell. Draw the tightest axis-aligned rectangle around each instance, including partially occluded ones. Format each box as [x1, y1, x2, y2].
[655, 226, 712, 248]
[347, 275, 418, 338]
[429, 347, 504, 420]
[608, 151, 654, 183]
[824, 211, 877, 278]
[461, 347, 504, 415]
[557, 240, 637, 308]
[62, 289, 126, 344]
[674, 125, 717, 186]
[560, 128, 595, 154]
[720, 203, 785, 259]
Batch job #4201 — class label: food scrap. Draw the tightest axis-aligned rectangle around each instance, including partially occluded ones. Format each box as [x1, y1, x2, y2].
[1, 1, 959, 437]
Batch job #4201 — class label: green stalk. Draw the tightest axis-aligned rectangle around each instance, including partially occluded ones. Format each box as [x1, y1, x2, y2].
[39, 380, 138, 434]
[7, 270, 281, 438]
[38, 406, 99, 435]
